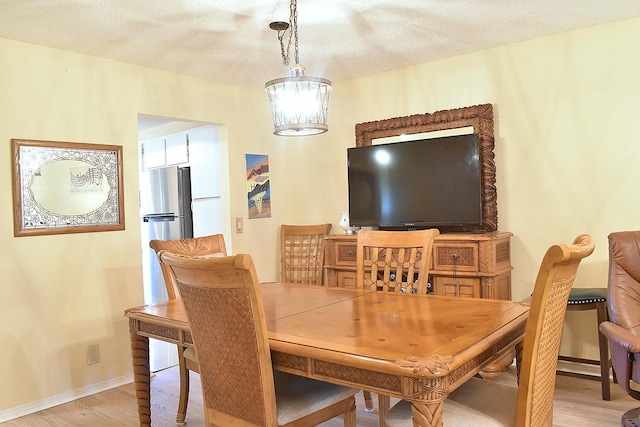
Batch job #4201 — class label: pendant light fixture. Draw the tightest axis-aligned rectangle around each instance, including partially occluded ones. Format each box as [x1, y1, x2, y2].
[265, 0, 332, 136]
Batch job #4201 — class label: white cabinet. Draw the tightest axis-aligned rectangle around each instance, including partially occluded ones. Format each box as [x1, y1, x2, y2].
[141, 137, 166, 170]
[165, 133, 189, 166]
[141, 133, 189, 170]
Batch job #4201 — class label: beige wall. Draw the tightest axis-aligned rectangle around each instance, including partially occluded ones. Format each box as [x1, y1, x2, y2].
[2, 15, 639, 417]
[0, 38, 281, 415]
[323, 17, 640, 361]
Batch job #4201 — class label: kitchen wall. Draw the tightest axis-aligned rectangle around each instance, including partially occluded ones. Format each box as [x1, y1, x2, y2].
[1, 15, 639, 418]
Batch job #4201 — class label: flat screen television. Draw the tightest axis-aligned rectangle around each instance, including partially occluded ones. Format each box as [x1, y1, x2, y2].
[347, 133, 483, 231]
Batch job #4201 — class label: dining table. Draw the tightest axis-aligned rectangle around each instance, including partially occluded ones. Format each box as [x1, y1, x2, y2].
[125, 282, 529, 427]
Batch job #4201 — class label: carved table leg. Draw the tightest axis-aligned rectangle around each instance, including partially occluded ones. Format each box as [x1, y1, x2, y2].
[130, 332, 151, 427]
[363, 390, 374, 412]
[411, 401, 444, 427]
[479, 348, 516, 380]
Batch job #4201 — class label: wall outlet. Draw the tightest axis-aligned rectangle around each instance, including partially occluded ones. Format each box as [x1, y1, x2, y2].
[236, 217, 243, 234]
[87, 344, 100, 365]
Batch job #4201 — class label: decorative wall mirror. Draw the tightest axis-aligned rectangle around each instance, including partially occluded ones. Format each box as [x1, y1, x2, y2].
[11, 139, 125, 237]
[354, 104, 497, 231]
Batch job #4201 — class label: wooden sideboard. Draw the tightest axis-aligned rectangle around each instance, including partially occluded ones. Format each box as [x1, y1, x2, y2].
[324, 231, 513, 300]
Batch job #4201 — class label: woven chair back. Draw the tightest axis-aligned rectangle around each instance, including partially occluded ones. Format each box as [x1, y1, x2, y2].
[150, 234, 227, 299]
[356, 229, 439, 294]
[159, 252, 277, 426]
[516, 234, 595, 426]
[280, 223, 332, 285]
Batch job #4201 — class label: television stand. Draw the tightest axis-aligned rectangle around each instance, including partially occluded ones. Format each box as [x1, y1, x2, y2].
[324, 231, 513, 300]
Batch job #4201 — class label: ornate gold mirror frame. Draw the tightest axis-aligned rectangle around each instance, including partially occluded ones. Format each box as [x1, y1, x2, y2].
[12, 138, 125, 237]
[354, 103, 497, 232]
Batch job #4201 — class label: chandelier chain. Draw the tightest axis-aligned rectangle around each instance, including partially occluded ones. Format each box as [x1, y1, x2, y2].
[292, 0, 299, 65]
[278, 28, 290, 66]
[276, 0, 299, 67]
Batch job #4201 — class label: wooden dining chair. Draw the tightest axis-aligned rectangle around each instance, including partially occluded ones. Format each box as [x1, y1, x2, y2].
[384, 234, 595, 427]
[280, 223, 332, 285]
[149, 234, 227, 425]
[159, 252, 358, 427]
[356, 228, 440, 426]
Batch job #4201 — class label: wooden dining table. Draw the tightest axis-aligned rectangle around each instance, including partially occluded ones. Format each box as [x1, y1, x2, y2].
[125, 282, 529, 427]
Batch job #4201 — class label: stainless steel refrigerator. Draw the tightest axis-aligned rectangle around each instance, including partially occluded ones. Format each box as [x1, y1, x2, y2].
[140, 166, 193, 304]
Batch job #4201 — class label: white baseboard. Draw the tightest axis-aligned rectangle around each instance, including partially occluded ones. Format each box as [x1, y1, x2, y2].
[0, 374, 134, 423]
[557, 360, 604, 377]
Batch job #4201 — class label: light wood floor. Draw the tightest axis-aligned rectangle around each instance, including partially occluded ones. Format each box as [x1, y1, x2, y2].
[2, 365, 637, 426]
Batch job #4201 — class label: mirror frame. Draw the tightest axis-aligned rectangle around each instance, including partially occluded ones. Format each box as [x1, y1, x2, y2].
[354, 103, 497, 232]
[11, 138, 125, 237]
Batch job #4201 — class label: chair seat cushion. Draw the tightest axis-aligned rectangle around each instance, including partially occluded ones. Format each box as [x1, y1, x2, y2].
[273, 371, 358, 425]
[567, 287, 607, 304]
[385, 377, 517, 427]
[183, 347, 197, 362]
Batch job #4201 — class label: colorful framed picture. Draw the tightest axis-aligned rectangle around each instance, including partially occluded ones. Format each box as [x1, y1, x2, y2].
[245, 154, 271, 219]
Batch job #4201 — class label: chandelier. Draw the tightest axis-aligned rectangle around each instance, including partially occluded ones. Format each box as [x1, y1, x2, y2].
[265, 0, 332, 136]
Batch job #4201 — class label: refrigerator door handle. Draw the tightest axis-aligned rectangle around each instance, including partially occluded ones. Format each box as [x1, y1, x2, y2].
[142, 213, 177, 223]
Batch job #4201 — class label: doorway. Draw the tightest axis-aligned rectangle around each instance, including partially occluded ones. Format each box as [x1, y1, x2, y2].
[137, 114, 230, 370]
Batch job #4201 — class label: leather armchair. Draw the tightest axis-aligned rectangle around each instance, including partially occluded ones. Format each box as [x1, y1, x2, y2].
[599, 230, 640, 427]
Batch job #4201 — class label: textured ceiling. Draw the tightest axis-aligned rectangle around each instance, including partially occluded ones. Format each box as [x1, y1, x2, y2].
[2, 0, 640, 94]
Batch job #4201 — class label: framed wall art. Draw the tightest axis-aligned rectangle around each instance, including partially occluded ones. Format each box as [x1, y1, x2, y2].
[11, 139, 125, 237]
[245, 154, 271, 219]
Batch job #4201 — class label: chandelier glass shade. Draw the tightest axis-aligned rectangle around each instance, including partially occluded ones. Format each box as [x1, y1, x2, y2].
[265, 0, 332, 136]
[265, 66, 331, 136]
